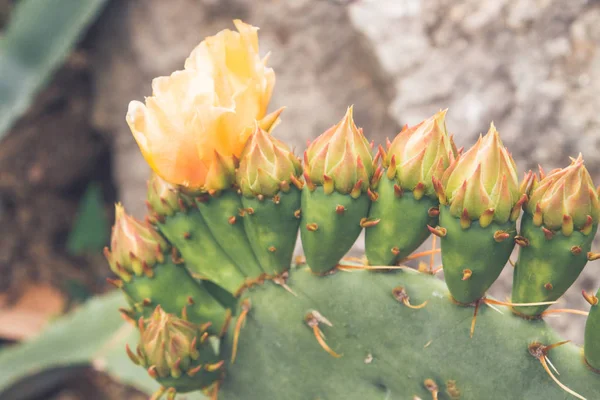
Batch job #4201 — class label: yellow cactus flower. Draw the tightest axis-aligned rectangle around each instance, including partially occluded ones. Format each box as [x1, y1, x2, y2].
[126, 20, 275, 189]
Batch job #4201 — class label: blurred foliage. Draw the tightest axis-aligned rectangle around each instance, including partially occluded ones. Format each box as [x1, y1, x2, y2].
[66, 183, 109, 256]
[0, 0, 108, 139]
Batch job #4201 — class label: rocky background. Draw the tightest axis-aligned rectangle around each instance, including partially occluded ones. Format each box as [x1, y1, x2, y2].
[2, 0, 600, 398]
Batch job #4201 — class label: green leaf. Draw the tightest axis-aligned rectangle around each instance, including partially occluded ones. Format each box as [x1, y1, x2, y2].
[66, 183, 109, 255]
[0, 0, 109, 139]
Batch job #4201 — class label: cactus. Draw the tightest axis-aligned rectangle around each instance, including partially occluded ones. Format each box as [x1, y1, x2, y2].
[96, 20, 600, 400]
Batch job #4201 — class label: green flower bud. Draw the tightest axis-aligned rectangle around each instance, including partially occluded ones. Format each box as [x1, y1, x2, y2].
[106, 204, 169, 279]
[527, 154, 600, 233]
[442, 123, 521, 223]
[386, 109, 456, 197]
[237, 125, 302, 197]
[304, 106, 373, 196]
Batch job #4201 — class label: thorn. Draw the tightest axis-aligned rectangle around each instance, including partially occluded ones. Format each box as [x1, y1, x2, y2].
[350, 179, 363, 199]
[545, 283, 553, 291]
[228, 216, 237, 224]
[562, 214, 574, 236]
[539, 165, 546, 180]
[479, 208, 495, 228]
[571, 246, 582, 255]
[306, 223, 319, 232]
[142, 298, 152, 306]
[272, 194, 281, 204]
[220, 309, 232, 337]
[205, 360, 225, 372]
[178, 198, 188, 213]
[231, 300, 251, 364]
[413, 182, 426, 200]
[305, 312, 342, 358]
[541, 308, 589, 317]
[583, 290, 599, 306]
[588, 252, 600, 261]
[323, 174, 334, 195]
[367, 187, 379, 201]
[273, 271, 298, 296]
[303, 171, 316, 191]
[424, 378, 439, 400]
[257, 194, 265, 202]
[542, 227, 554, 240]
[427, 207, 440, 217]
[187, 364, 203, 377]
[166, 388, 177, 400]
[187, 296, 195, 305]
[141, 261, 154, 278]
[462, 269, 472, 281]
[427, 225, 447, 238]
[360, 217, 380, 228]
[106, 277, 123, 288]
[529, 341, 586, 400]
[510, 194, 528, 221]
[171, 358, 182, 378]
[148, 365, 159, 379]
[392, 286, 428, 309]
[494, 230, 510, 242]
[387, 155, 397, 179]
[484, 298, 556, 308]
[533, 203, 543, 226]
[402, 248, 441, 261]
[581, 215, 594, 235]
[393, 184, 404, 198]
[290, 173, 304, 190]
[171, 247, 184, 264]
[103, 246, 111, 261]
[268, 246, 277, 253]
[183, 231, 191, 240]
[514, 235, 530, 247]
[125, 344, 140, 365]
[391, 247, 400, 256]
[245, 207, 255, 215]
[137, 317, 146, 336]
[150, 387, 166, 400]
[119, 308, 136, 325]
[470, 299, 482, 338]
[432, 176, 447, 205]
[294, 209, 302, 219]
[336, 205, 346, 214]
[460, 208, 471, 229]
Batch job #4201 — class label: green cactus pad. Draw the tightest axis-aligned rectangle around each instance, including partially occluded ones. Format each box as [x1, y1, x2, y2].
[155, 209, 246, 294]
[121, 257, 228, 334]
[366, 178, 437, 265]
[300, 186, 370, 274]
[241, 187, 301, 276]
[585, 289, 600, 371]
[512, 215, 597, 317]
[196, 190, 264, 278]
[439, 205, 516, 304]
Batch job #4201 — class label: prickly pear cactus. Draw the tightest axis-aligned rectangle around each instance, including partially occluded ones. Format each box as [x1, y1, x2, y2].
[105, 19, 600, 400]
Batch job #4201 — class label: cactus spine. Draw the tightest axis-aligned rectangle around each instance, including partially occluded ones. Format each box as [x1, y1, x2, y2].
[366, 110, 456, 266]
[300, 107, 375, 274]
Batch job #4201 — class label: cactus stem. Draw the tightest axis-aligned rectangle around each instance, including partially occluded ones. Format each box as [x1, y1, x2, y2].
[541, 227, 554, 240]
[290, 173, 304, 190]
[462, 269, 472, 281]
[360, 217, 380, 228]
[171, 248, 184, 264]
[306, 222, 319, 232]
[367, 188, 379, 201]
[540, 309, 589, 317]
[562, 215, 574, 236]
[571, 246, 582, 255]
[125, 344, 140, 365]
[587, 252, 600, 261]
[294, 209, 302, 219]
[392, 286, 428, 309]
[150, 386, 166, 400]
[494, 230, 510, 242]
[514, 235, 530, 247]
[166, 387, 177, 400]
[148, 365, 159, 379]
[583, 290, 599, 306]
[427, 225, 447, 238]
[428, 207, 440, 217]
[231, 300, 251, 364]
[219, 309, 232, 337]
[350, 179, 363, 199]
[460, 208, 471, 229]
[424, 378, 439, 400]
[335, 205, 346, 215]
[106, 277, 123, 288]
[305, 312, 342, 358]
[529, 341, 586, 400]
[393, 184, 403, 198]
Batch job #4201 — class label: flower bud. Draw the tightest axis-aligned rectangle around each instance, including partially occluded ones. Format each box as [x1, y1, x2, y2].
[442, 123, 520, 223]
[386, 109, 456, 197]
[304, 106, 373, 196]
[237, 125, 302, 197]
